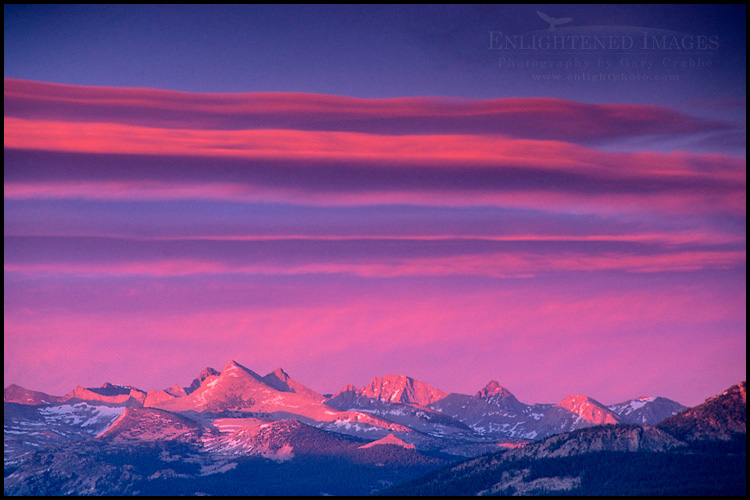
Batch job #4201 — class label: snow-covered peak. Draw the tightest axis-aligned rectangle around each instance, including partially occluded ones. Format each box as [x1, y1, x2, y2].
[612, 397, 655, 415]
[607, 396, 686, 425]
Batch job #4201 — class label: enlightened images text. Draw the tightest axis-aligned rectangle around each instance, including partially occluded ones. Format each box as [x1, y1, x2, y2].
[489, 32, 719, 51]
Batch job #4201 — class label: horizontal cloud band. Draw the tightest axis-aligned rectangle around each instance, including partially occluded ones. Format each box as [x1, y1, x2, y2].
[4, 235, 744, 278]
[4, 147, 745, 217]
[4, 78, 733, 142]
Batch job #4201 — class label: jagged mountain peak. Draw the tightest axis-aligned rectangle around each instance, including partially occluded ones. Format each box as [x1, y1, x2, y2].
[327, 384, 358, 401]
[90, 382, 138, 396]
[64, 384, 147, 407]
[476, 380, 514, 399]
[185, 366, 220, 394]
[151, 361, 270, 413]
[335, 383, 358, 394]
[150, 360, 355, 420]
[201, 366, 220, 377]
[725, 380, 746, 402]
[100, 382, 133, 390]
[702, 381, 745, 407]
[263, 367, 293, 387]
[473, 380, 527, 414]
[360, 374, 448, 406]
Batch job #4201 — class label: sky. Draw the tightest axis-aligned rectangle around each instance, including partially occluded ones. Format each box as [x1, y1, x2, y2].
[3, 4, 746, 407]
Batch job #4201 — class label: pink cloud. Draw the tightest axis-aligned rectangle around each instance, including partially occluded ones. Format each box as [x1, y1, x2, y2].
[4, 244, 744, 278]
[5, 178, 745, 218]
[5, 78, 733, 142]
[5, 80, 745, 220]
[4, 116, 744, 176]
[4, 120, 745, 219]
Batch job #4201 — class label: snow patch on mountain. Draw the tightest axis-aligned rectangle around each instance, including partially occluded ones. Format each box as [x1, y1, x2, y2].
[609, 396, 687, 425]
[96, 407, 202, 443]
[39, 403, 125, 428]
[359, 433, 415, 449]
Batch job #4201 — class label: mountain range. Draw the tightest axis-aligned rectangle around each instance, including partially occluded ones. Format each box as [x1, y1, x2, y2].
[4, 361, 744, 496]
[383, 381, 746, 496]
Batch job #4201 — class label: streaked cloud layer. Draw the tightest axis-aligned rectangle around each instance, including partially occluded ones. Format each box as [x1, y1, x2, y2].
[4, 79, 746, 407]
[5, 78, 734, 140]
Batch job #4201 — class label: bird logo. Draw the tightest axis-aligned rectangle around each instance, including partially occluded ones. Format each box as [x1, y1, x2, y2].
[536, 10, 573, 31]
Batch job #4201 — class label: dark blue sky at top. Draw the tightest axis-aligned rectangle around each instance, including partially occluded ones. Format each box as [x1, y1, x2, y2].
[4, 4, 746, 116]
